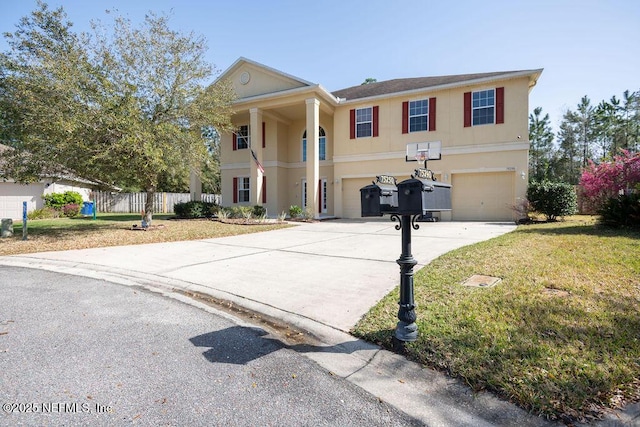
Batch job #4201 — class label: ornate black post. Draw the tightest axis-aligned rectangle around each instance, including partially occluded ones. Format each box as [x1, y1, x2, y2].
[391, 214, 420, 342]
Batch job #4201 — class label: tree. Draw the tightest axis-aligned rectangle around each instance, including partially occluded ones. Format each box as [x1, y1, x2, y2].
[594, 97, 619, 160]
[528, 106, 554, 182]
[0, 2, 235, 224]
[565, 96, 597, 168]
[621, 89, 640, 152]
[361, 78, 377, 85]
[553, 116, 582, 184]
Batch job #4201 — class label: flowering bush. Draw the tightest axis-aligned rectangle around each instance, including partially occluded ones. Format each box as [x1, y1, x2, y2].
[580, 150, 640, 227]
[580, 150, 640, 210]
[62, 203, 81, 218]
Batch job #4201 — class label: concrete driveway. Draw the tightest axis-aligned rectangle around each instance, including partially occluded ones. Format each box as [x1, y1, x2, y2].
[0, 219, 515, 334]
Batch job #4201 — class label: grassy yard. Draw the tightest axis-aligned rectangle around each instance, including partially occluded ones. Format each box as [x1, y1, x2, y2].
[353, 216, 640, 423]
[0, 214, 290, 256]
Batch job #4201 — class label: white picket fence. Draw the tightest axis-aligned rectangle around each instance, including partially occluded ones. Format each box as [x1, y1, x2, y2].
[93, 191, 221, 214]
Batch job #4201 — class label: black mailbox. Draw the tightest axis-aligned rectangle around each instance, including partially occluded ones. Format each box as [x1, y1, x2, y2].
[396, 169, 451, 215]
[360, 175, 398, 217]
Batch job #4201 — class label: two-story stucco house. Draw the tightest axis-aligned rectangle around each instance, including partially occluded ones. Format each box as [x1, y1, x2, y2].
[218, 57, 542, 221]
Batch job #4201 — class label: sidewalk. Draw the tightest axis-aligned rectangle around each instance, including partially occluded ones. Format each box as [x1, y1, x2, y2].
[0, 219, 564, 425]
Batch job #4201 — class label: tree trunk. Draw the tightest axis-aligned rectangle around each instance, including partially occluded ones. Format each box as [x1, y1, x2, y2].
[143, 188, 155, 227]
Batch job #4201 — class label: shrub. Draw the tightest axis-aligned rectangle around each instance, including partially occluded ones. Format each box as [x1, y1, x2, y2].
[210, 204, 222, 217]
[43, 191, 83, 211]
[527, 181, 577, 221]
[252, 205, 266, 218]
[303, 206, 315, 220]
[27, 207, 59, 220]
[598, 191, 640, 228]
[288, 205, 303, 218]
[510, 198, 533, 223]
[580, 150, 640, 211]
[173, 201, 217, 219]
[62, 203, 81, 218]
[224, 206, 253, 219]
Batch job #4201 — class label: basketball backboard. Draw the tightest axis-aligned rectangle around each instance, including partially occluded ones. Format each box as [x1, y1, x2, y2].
[406, 141, 442, 162]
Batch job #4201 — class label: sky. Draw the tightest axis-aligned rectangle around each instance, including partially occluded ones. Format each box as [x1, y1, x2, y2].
[1, 0, 639, 136]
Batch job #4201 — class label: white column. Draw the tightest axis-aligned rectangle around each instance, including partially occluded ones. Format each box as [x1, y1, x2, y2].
[249, 108, 263, 206]
[305, 98, 320, 218]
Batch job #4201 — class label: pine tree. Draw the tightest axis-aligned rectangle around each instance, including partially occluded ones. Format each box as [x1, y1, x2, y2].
[528, 107, 554, 181]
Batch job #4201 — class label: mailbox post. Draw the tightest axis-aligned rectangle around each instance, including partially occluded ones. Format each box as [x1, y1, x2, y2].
[392, 213, 418, 342]
[361, 165, 452, 345]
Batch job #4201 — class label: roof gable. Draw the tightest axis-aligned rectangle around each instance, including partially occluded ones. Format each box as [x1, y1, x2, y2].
[332, 69, 543, 101]
[218, 57, 315, 100]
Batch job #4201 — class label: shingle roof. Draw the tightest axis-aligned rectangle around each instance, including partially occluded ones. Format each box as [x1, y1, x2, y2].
[331, 70, 535, 100]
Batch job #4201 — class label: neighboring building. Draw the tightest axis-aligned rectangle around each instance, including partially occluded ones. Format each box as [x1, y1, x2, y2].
[0, 144, 111, 219]
[218, 57, 542, 221]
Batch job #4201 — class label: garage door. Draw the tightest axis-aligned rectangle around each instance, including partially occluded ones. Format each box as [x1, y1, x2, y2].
[341, 178, 372, 219]
[0, 183, 43, 220]
[451, 172, 514, 221]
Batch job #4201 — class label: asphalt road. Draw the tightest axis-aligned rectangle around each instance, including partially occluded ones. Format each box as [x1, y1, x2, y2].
[0, 267, 420, 427]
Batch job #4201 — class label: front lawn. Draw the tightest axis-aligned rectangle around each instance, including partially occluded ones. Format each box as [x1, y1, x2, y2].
[0, 214, 290, 256]
[353, 216, 640, 423]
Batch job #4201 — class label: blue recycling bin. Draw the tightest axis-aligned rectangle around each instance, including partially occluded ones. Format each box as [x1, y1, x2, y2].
[81, 201, 94, 216]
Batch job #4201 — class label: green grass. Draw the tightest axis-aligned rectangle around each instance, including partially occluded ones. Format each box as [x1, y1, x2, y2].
[353, 216, 640, 423]
[0, 213, 290, 256]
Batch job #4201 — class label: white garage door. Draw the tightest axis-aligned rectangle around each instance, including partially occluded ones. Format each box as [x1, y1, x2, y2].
[451, 172, 515, 221]
[341, 178, 372, 219]
[0, 183, 43, 220]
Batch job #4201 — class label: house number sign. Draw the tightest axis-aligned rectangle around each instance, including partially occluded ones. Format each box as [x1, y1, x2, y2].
[415, 168, 435, 180]
[376, 175, 396, 185]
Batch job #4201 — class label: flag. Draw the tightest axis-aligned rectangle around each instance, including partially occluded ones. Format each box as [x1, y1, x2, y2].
[251, 149, 265, 174]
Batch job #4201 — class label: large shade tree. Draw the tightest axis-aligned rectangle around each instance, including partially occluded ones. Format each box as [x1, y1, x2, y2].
[0, 1, 235, 223]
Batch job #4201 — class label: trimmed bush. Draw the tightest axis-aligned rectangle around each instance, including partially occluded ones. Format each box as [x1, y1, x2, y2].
[527, 181, 577, 221]
[43, 191, 83, 211]
[173, 201, 216, 219]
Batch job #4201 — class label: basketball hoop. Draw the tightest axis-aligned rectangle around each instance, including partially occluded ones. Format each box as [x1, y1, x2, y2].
[406, 141, 441, 163]
[414, 149, 429, 167]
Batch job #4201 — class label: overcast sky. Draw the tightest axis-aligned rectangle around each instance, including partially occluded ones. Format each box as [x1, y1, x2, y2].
[1, 0, 638, 135]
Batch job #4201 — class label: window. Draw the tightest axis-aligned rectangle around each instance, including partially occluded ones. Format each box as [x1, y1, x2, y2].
[403, 98, 436, 133]
[302, 179, 307, 210]
[301, 178, 327, 213]
[356, 107, 372, 138]
[409, 99, 429, 132]
[322, 178, 327, 212]
[236, 125, 250, 149]
[350, 106, 378, 139]
[464, 88, 503, 127]
[302, 127, 326, 162]
[472, 89, 495, 126]
[238, 177, 250, 203]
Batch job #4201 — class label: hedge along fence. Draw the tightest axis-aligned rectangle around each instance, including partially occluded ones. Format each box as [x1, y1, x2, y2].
[93, 191, 221, 214]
